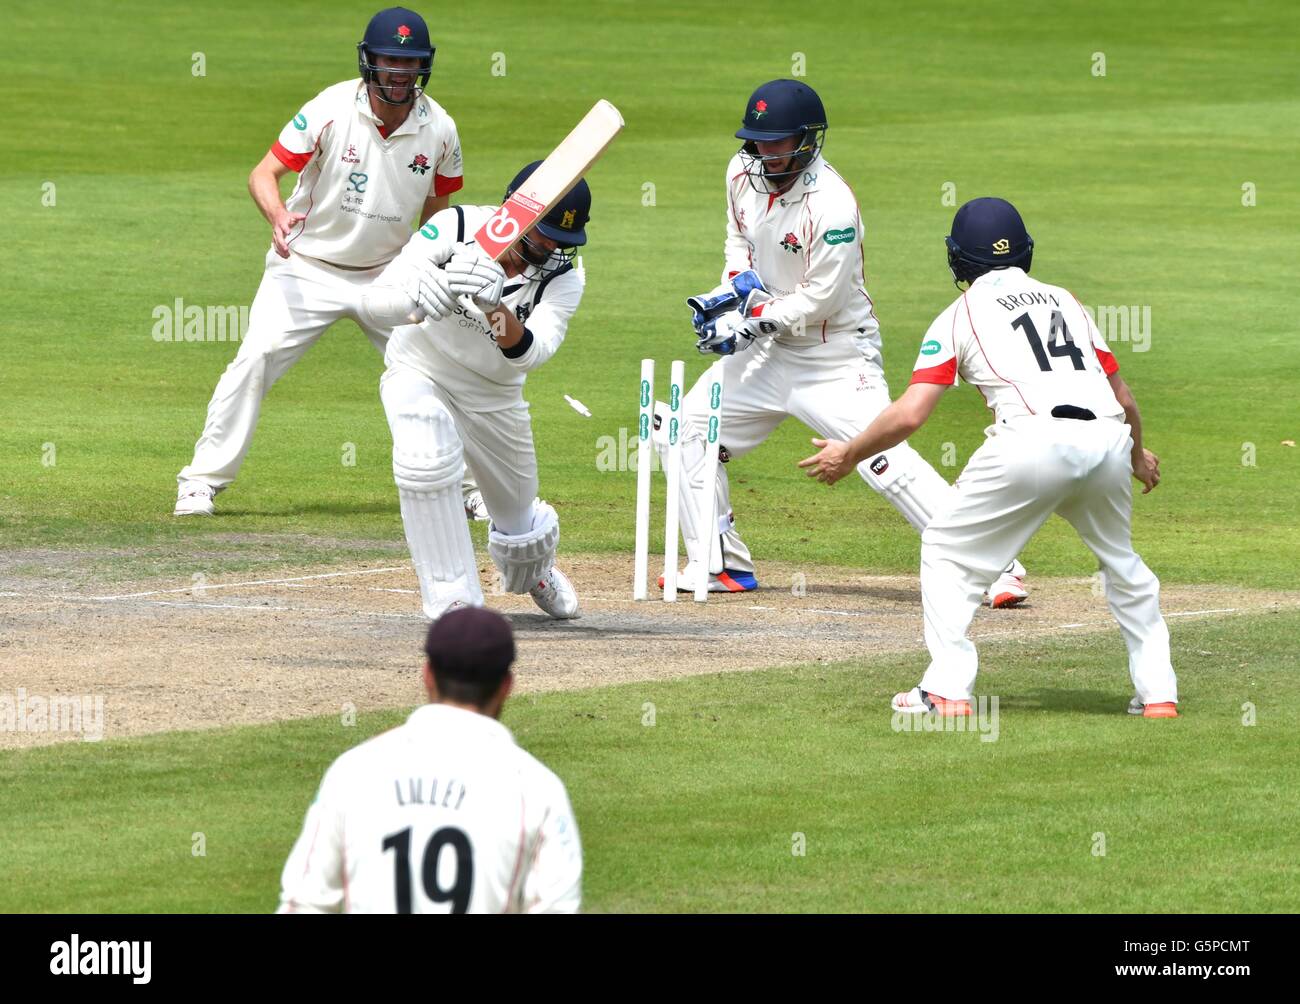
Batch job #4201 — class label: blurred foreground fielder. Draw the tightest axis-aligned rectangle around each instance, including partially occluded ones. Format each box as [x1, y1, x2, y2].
[360, 164, 592, 620]
[175, 8, 463, 516]
[278, 607, 582, 913]
[800, 198, 1178, 718]
[668, 79, 1028, 606]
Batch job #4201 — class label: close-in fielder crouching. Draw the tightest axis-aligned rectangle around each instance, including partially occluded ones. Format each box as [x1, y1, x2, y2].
[800, 197, 1178, 718]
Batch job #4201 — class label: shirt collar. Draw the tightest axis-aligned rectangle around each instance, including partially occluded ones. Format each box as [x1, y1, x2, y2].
[970, 266, 1028, 289]
[353, 81, 431, 138]
[407, 702, 516, 743]
[766, 153, 823, 208]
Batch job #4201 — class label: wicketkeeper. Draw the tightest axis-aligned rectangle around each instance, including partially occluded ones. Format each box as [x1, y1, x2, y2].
[666, 79, 1029, 606]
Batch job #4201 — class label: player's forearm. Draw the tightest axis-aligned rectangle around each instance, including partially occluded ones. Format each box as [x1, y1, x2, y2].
[762, 277, 851, 335]
[723, 238, 752, 283]
[845, 403, 920, 468]
[359, 284, 422, 328]
[1110, 374, 1144, 455]
[421, 195, 450, 225]
[486, 306, 525, 350]
[249, 165, 288, 226]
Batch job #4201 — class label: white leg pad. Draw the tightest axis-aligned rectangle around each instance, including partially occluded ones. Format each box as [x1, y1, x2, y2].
[391, 400, 484, 617]
[489, 500, 560, 593]
[675, 423, 747, 574]
[859, 443, 955, 533]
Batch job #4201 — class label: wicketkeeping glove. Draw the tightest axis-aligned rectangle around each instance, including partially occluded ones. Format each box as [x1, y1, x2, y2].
[694, 288, 780, 356]
[695, 310, 759, 356]
[445, 243, 507, 311]
[686, 270, 768, 334]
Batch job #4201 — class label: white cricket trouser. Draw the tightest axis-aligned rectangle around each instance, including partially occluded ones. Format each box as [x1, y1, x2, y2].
[678, 337, 953, 574]
[918, 416, 1177, 704]
[178, 250, 391, 490]
[380, 364, 540, 617]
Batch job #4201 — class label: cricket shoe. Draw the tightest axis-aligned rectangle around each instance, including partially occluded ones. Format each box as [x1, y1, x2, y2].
[529, 567, 580, 620]
[891, 687, 972, 717]
[463, 489, 489, 522]
[987, 559, 1028, 608]
[657, 564, 758, 593]
[1128, 695, 1178, 718]
[427, 599, 470, 621]
[174, 481, 215, 517]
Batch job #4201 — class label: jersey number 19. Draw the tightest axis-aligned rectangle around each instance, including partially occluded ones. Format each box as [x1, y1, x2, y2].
[382, 826, 474, 913]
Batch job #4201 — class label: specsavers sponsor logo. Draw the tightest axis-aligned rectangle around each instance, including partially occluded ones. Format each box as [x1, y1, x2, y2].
[823, 227, 855, 246]
[921, 340, 942, 356]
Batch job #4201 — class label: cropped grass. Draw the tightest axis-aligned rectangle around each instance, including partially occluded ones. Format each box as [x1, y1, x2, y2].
[1, 0, 1297, 586]
[2, 609, 1296, 913]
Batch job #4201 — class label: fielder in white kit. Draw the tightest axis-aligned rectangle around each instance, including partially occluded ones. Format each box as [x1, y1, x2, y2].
[278, 607, 582, 913]
[358, 164, 592, 620]
[669, 79, 1028, 607]
[800, 197, 1178, 719]
[175, 8, 464, 516]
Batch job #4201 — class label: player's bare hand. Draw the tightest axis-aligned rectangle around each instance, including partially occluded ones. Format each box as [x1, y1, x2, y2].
[798, 438, 853, 485]
[1132, 447, 1161, 494]
[271, 209, 308, 258]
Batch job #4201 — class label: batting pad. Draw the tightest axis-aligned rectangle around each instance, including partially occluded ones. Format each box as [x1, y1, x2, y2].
[859, 444, 955, 533]
[489, 500, 560, 593]
[390, 395, 483, 615]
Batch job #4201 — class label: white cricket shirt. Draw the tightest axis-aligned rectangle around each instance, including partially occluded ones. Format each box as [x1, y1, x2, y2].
[379, 204, 585, 410]
[910, 267, 1124, 424]
[278, 703, 582, 914]
[272, 79, 464, 268]
[722, 152, 882, 365]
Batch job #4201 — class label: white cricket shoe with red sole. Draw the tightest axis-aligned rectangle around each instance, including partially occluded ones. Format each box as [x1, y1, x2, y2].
[987, 560, 1028, 608]
[1128, 695, 1178, 718]
[891, 687, 972, 717]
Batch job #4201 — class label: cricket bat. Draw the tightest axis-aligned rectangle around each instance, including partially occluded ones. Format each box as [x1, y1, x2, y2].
[473, 99, 625, 260]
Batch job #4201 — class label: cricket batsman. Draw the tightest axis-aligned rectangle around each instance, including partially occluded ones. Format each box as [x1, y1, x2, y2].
[668, 79, 1029, 606]
[278, 607, 583, 913]
[799, 197, 1178, 718]
[175, 7, 463, 516]
[356, 163, 592, 621]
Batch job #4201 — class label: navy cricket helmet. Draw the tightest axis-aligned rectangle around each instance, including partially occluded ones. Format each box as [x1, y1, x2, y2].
[735, 79, 828, 193]
[945, 197, 1034, 286]
[504, 161, 591, 276]
[357, 8, 435, 105]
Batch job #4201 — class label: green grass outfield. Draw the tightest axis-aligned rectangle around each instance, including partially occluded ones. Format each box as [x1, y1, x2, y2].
[2, 2, 1297, 914]
[2, 609, 1296, 914]
[2, 0, 1297, 585]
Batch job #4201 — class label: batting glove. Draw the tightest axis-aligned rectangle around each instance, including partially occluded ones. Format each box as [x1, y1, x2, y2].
[398, 257, 459, 321]
[445, 245, 507, 311]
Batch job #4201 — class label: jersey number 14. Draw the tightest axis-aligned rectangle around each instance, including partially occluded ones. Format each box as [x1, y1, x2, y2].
[1011, 310, 1086, 372]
